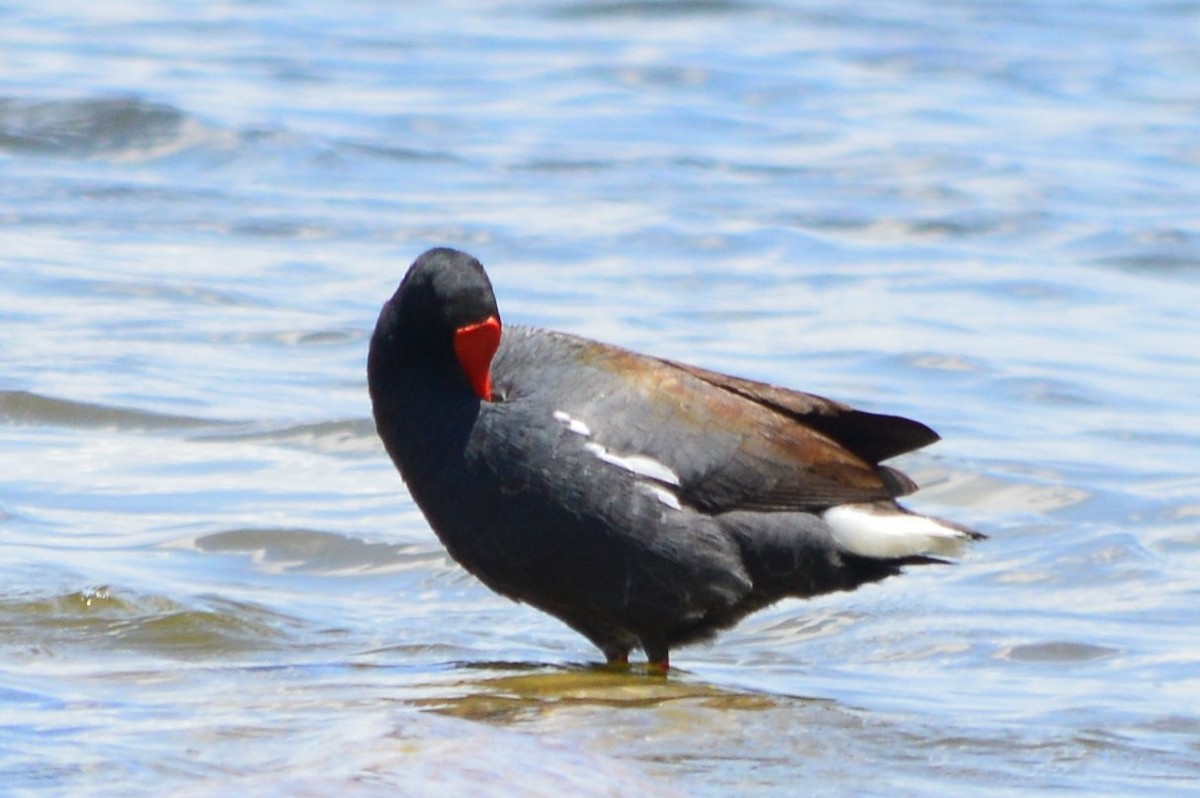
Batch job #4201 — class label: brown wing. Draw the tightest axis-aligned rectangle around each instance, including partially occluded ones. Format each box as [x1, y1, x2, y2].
[663, 359, 941, 464]
[555, 332, 938, 514]
[658, 360, 933, 513]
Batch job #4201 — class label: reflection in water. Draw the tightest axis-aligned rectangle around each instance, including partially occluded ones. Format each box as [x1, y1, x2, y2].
[419, 665, 784, 723]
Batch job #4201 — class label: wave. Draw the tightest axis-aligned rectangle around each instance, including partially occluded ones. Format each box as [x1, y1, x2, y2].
[0, 95, 216, 160]
[0, 389, 228, 432]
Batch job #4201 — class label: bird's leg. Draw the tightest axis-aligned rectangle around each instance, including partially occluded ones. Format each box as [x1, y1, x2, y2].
[602, 646, 631, 670]
[642, 641, 670, 675]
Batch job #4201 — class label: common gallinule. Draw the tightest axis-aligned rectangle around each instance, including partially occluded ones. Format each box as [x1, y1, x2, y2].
[368, 248, 982, 671]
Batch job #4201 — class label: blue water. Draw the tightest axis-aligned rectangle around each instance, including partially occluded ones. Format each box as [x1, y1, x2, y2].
[3, 2, 1200, 795]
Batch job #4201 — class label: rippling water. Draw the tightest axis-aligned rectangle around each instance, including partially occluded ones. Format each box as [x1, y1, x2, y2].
[3, 1, 1200, 795]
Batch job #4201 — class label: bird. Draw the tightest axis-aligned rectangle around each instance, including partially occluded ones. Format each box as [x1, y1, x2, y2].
[367, 247, 982, 672]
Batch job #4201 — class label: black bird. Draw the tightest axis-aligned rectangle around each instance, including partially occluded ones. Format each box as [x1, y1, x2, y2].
[368, 248, 982, 671]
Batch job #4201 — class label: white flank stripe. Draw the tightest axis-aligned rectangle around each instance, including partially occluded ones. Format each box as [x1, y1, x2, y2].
[823, 504, 971, 559]
[552, 410, 591, 437]
[583, 442, 682, 486]
[637, 482, 682, 511]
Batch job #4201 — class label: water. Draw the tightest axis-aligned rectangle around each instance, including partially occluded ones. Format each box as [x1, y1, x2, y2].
[3, 1, 1200, 795]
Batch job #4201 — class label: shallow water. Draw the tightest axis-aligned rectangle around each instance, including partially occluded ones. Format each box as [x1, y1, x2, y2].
[3, 1, 1200, 795]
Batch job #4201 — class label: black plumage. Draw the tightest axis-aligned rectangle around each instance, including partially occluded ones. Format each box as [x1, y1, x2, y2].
[368, 248, 982, 669]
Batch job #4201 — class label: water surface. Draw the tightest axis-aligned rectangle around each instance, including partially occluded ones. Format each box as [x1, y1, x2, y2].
[3, 1, 1200, 795]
